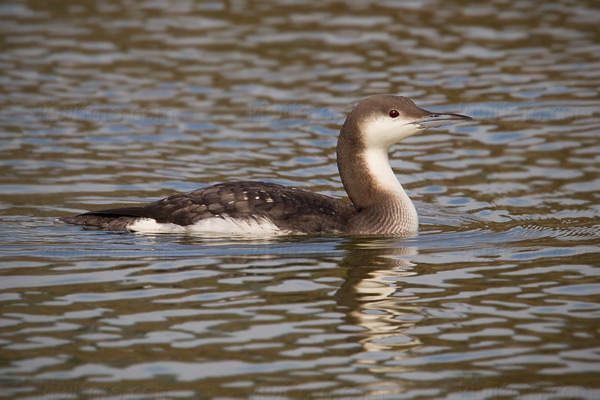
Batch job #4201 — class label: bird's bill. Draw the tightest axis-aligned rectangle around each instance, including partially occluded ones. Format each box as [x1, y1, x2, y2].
[411, 112, 472, 129]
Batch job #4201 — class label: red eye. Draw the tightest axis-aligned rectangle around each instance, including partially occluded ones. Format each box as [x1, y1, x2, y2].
[389, 109, 399, 118]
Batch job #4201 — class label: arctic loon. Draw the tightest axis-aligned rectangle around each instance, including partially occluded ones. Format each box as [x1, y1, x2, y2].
[60, 95, 472, 235]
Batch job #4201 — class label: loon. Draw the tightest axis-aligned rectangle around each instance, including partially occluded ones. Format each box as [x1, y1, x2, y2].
[60, 95, 471, 235]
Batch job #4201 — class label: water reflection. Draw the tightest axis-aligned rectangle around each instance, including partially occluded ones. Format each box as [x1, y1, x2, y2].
[0, 221, 599, 398]
[337, 239, 421, 356]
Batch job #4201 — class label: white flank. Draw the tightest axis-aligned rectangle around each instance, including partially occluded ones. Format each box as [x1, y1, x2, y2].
[126, 216, 285, 236]
[126, 218, 187, 233]
[189, 215, 283, 235]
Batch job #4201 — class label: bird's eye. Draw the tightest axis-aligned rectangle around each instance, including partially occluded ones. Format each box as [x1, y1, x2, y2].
[389, 110, 400, 118]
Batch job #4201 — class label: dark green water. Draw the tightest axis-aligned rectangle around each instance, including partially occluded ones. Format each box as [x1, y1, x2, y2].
[1, 0, 599, 398]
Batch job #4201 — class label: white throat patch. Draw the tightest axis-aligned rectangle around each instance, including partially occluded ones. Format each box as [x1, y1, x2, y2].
[360, 115, 421, 151]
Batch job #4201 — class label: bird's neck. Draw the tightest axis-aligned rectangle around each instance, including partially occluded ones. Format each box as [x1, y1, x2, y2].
[336, 128, 418, 232]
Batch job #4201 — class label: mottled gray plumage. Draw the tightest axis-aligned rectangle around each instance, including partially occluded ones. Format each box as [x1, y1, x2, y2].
[61, 181, 356, 233]
[60, 95, 471, 235]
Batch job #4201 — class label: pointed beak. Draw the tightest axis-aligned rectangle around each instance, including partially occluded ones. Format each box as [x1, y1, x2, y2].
[410, 112, 472, 129]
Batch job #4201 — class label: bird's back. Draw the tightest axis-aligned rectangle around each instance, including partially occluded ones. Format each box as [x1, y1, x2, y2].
[60, 181, 357, 234]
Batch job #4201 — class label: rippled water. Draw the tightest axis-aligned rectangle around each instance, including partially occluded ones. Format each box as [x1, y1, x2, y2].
[1, 0, 599, 398]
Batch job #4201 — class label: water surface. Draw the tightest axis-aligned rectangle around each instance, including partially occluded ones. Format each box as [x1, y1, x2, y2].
[1, 0, 599, 398]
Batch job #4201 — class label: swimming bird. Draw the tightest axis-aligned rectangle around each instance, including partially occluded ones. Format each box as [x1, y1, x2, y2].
[60, 95, 471, 235]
